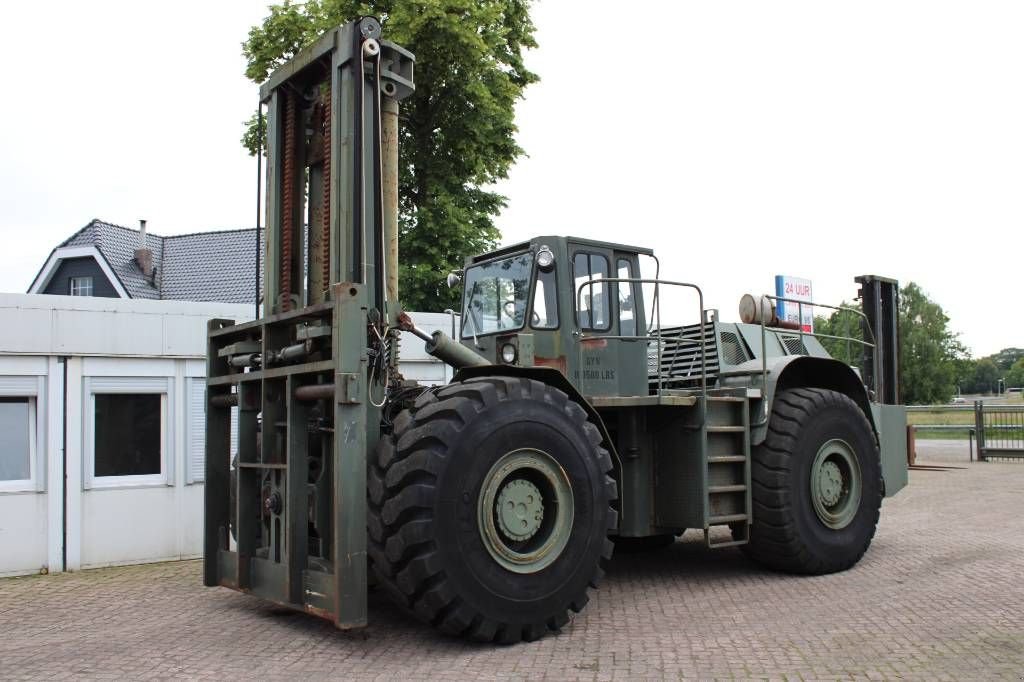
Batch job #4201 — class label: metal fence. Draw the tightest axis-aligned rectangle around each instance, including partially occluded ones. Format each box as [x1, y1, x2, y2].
[974, 401, 1024, 461]
[906, 403, 1024, 461]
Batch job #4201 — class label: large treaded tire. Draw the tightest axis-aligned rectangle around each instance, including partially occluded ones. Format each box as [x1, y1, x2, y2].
[742, 387, 883, 575]
[367, 376, 617, 643]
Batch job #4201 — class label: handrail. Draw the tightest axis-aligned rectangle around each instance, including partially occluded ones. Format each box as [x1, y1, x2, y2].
[575, 277, 707, 396]
[758, 294, 878, 395]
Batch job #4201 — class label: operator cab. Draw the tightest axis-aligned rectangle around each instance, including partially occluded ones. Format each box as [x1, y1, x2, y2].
[455, 236, 652, 398]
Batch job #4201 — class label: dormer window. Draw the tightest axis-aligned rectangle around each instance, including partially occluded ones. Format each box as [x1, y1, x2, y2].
[70, 276, 93, 296]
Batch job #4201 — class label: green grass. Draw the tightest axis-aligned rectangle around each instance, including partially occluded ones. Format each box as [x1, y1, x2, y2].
[908, 403, 1024, 442]
[908, 410, 975, 427]
[908, 408, 974, 439]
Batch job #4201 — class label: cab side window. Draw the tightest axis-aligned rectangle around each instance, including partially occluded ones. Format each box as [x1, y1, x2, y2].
[573, 252, 610, 330]
[531, 268, 559, 329]
[617, 258, 637, 336]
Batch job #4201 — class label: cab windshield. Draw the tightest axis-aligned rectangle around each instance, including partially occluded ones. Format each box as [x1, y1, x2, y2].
[461, 253, 533, 338]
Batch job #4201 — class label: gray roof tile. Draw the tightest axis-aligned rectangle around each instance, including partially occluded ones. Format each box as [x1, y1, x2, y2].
[55, 219, 263, 304]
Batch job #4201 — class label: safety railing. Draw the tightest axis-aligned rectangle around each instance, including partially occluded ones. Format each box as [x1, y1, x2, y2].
[575, 277, 707, 396]
[758, 295, 877, 394]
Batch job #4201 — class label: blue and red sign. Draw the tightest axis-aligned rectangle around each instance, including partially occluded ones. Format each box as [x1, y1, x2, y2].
[775, 275, 814, 332]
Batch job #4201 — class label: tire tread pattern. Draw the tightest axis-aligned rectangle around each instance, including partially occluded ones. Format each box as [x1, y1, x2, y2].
[742, 387, 883, 574]
[367, 376, 617, 643]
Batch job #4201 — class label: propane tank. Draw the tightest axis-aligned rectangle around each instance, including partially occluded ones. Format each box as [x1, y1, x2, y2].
[738, 294, 777, 325]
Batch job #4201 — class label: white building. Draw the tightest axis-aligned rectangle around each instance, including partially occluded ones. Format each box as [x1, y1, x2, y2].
[0, 294, 454, 577]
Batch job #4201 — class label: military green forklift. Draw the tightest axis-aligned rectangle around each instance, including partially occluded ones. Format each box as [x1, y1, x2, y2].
[204, 18, 908, 644]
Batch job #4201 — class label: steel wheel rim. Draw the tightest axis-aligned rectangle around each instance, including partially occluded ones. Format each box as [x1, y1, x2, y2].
[810, 438, 862, 529]
[478, 448, 574, 574]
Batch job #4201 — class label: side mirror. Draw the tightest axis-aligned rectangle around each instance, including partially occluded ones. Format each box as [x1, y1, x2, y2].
[446, 270, 463, 289]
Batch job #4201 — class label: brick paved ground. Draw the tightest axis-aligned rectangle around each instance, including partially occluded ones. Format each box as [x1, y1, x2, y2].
[2, 440, 1021, 680]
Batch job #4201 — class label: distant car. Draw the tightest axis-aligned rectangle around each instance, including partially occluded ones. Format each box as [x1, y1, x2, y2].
[950, 396, 966, 405]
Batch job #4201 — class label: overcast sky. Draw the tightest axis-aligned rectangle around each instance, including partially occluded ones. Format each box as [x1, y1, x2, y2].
[1, 1, 1020, 356]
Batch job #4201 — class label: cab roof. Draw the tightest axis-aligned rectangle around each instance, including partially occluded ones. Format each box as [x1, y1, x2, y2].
[469, 236, 654, 264]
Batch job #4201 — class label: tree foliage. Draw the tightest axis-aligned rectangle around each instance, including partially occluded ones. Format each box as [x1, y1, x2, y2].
[899, 282, 967, 405]
[958, 350, 1024, 394]
[813, 282, 967, 405]
[813, 303, 864, 367]
[1006, 358, 1024, 390]
[969, 358, 1000, 394]
[241, 0, 538, 312]
[991, 347, 1024, 372]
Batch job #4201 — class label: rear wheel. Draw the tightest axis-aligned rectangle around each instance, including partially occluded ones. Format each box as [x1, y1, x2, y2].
[741, 388, 882, 574]
[367, 376, 617, 643]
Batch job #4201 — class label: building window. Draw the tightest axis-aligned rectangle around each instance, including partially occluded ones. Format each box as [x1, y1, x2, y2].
[0, 397, 35, 490]
[94, 394, 162, 478]
[69, 276, 93, 296]
[86, 377, 170, 488]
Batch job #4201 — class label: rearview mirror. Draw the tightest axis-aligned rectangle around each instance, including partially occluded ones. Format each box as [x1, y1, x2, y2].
[446, 271, 463, 288]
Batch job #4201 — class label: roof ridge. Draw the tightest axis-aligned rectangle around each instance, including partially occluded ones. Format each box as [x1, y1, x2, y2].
[163, 227, 258, 239]
[57, 218, 102, 247]
[94, 220, 165, 238]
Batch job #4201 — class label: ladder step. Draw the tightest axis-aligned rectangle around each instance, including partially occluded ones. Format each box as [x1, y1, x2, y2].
[707, 396, 746, 402]
[708, 455, 747, 464]
[707, 537, 749, 549]
[704, 525, 749, 548]
[708, 513, 748, 524]
[706, 426, 746, 433]
[708, 484, 746, 494]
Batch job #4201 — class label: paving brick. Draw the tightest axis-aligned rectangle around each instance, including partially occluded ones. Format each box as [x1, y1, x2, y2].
[1, 442, 1022, 679]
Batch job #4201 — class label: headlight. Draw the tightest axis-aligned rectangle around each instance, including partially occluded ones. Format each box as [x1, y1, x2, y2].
[536, 246, 555, 271]
[500, 343, 517, 364]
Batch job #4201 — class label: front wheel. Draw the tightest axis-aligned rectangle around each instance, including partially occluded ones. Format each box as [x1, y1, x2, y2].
[367, 377, 617, 643]
[741, 387, 882, 574]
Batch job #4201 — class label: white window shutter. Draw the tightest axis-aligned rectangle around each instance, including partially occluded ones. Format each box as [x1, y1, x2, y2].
[187, 379, 238, 484]
[187, 380, 206, 483]
[230, 405, 239, 461]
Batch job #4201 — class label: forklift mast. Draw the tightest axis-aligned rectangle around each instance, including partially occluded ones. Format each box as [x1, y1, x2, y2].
[855, 275, 900, 405]
[261, 16, 413, 315]
[203, 18, 414, 629]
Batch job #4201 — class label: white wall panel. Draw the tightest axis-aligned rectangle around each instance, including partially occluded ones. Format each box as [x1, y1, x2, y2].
[0, 493, 48, 577]
[0, 307, 53, 354]
[81, 487, 179, 568]
[54, 310, 166, 356]
[82, 357, 176, 378]
[0, 356, 48, 376]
